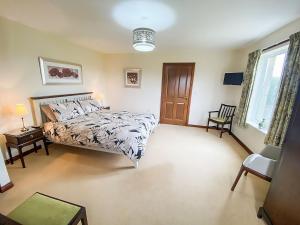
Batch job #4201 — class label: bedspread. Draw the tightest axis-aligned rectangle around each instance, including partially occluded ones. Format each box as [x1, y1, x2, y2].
[44, 111, 158, 160]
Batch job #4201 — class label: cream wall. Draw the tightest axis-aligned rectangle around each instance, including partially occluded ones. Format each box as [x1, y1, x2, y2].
[0, 17, 106, 132]
[104, 49, 242, 126]
[231, 18, 300, 153]
[0, 16, 106, 166]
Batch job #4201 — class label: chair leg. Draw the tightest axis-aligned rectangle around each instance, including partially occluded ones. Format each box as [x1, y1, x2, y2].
[229, 121, 233, 135]
[220, 124, 224, 138]
[231, 165, 245, 191]
[206, 120, 209, 132]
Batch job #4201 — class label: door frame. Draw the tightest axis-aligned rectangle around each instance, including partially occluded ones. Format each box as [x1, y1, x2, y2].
[159, 62, 195, 125]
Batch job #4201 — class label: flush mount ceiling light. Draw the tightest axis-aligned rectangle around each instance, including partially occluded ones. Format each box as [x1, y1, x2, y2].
[133, 28, 156, 52]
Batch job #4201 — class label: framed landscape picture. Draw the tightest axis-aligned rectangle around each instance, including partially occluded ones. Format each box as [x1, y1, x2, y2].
[124, 68, 142, 88]
[39, 57, 83, 85]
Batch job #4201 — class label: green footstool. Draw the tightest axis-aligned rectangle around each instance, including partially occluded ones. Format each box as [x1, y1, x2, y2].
[5, 193, 88, 225]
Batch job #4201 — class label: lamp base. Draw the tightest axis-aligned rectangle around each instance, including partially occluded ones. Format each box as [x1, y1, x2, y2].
[20, 117, 29, 132]
[20, 127, 29, 132]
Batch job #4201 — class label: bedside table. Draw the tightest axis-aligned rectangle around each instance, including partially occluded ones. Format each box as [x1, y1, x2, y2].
[4, 127, 49, 168]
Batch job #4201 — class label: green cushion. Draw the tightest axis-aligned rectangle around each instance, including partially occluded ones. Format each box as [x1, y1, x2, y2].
[8, 193, 80, 225]
[211, 117, 226, 123]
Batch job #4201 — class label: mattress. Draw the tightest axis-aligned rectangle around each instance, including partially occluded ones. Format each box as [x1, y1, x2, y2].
[44, 110, 158, 160]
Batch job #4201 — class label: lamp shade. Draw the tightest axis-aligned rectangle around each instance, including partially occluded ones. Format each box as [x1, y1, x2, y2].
[16, 104, 28, 116]
[133, 28, 156, 52]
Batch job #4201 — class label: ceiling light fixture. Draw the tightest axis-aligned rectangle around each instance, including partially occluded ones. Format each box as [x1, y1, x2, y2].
[133, 28, 156, 52]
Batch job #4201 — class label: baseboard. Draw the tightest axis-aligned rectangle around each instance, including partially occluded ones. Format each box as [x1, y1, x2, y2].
[187, 124, 208, 129]
[187, 124, 254, 155]
[0, 181, 14, 193]
[230, 133, 254, 154]
[5, 145, 42, 165]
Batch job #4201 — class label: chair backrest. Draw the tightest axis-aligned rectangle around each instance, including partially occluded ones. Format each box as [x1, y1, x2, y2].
[260, 145, 281, 161]
[218, 104, 236, 120]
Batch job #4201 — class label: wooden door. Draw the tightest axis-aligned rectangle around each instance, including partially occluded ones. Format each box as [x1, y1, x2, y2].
[160, 63, 195, 125]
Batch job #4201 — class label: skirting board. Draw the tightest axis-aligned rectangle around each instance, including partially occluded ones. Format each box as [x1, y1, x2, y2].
[230, 133, 254, 154]
[0, 182, 14, 193]
[187, 124, 254, 155]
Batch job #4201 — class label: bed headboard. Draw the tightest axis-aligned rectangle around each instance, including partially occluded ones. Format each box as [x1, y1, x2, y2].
[30, 92, 93, 126]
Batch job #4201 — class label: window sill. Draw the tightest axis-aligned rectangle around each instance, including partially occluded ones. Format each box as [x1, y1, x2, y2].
[246, 122, 268, 135]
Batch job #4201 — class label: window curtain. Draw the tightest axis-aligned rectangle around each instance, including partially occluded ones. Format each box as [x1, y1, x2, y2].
[265, 32, 300, 147]
[236, 50, 262, 127]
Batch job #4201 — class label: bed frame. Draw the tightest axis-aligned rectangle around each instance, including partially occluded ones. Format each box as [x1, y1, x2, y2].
[29, 92, 139, 168]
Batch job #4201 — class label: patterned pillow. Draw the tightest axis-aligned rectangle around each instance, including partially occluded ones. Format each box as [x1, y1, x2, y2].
[77, 99, 102, 113]
[48, 101, 84, 121]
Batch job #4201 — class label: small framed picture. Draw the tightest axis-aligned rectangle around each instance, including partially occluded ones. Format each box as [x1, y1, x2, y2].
[39, 57, 83, 85]
[124, 68, 142, 88]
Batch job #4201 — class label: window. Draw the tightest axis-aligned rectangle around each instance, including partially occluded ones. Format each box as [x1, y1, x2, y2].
[246, 44, 289, 133]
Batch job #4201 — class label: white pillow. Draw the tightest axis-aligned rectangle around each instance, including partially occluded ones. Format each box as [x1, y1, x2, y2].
[77, 99, 102, 113]
[48, 101, 84, 121]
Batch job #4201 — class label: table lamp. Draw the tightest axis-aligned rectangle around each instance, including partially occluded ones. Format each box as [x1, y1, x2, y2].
[16, 104, 29, 132]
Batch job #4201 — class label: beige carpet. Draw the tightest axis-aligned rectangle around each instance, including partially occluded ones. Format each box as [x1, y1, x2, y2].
[0, 124, 269, 225]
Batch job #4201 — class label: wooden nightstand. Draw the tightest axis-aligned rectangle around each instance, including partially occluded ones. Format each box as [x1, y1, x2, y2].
[4, 127, 49, 168]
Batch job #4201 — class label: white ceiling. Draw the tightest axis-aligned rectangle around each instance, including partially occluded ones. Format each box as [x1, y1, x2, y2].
[0, 0, 300, 53]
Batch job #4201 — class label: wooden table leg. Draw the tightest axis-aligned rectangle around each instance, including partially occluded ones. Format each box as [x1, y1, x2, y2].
[17, 147, 26, 168]
[7, 146, 14, 164]
[43, 137, 49, 155]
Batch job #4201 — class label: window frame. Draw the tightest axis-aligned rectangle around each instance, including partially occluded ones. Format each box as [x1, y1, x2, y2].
[246, 43, 289, 133]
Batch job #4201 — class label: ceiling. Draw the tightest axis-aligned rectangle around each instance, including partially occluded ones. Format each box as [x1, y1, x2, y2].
[0, 0, 300, 53]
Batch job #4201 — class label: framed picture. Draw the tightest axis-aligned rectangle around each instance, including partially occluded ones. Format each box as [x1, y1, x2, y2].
[39, 57, 83, 85]
[124, 68, 142, 88]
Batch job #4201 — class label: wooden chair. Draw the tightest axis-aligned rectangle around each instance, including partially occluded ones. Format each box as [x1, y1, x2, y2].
[206, 104, 236, 138]
[2, 192, 88, 225]
[231, 145, 281, 191]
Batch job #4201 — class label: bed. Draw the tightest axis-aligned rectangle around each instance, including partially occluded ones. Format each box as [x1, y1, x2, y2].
[30, 92, 158, 168]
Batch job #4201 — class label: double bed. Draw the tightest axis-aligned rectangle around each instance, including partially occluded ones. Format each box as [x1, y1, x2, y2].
[30, 92, 158, 168]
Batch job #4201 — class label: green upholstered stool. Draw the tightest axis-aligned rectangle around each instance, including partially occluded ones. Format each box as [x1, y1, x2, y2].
[6, 193, 88, 225]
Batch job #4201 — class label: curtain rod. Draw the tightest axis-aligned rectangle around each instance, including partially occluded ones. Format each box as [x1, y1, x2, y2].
[262, 39, 290, 52]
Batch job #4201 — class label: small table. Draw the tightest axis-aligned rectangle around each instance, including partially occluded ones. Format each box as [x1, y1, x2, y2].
[4, 127, 49, 168]
[5, 192, 88, 225]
